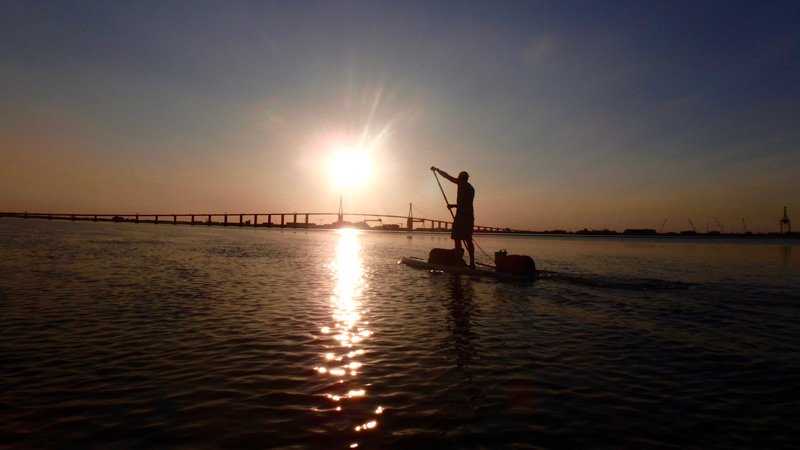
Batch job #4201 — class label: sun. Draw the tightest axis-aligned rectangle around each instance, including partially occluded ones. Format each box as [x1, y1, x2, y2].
[330, 150, 371, 187]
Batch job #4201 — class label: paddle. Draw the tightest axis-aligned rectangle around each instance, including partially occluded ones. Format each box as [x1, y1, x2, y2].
[432, 169, 455, 220]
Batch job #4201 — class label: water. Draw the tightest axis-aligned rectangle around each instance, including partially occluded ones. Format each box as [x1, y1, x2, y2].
[1, 219, 798, 449]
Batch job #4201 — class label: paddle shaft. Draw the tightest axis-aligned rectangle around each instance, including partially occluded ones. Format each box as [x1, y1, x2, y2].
[433, 171, 455, 220]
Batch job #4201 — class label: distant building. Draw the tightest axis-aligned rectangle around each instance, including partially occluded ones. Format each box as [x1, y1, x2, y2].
[623, 229, 658, 236]
[286, 222, 317, 228]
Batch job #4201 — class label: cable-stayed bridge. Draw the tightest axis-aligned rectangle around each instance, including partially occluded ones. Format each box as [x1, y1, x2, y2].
[0, 208, 529, 233]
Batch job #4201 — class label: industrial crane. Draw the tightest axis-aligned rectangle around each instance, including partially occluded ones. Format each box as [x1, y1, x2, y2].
[714, 218, 724, 234]
[658, 219, 668, 234]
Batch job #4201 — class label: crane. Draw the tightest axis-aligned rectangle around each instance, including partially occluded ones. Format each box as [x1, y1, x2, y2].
[658, 219, 668, 234]
[781, 206, 791, 234]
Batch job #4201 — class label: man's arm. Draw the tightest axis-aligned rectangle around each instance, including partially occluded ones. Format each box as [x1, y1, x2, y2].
[431, 166, 458, 184]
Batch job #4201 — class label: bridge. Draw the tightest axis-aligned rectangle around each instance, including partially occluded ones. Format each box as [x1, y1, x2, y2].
[0, 209, 526, 233]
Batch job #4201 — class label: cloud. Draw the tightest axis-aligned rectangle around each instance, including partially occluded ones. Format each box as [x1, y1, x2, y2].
[522, 35, 557, 67]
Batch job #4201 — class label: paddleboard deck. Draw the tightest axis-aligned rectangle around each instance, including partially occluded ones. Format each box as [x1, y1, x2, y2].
[400, 256, 537, 282]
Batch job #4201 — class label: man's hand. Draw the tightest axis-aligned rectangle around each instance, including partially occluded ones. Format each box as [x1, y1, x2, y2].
[430, 166, 438, 172]
[447, 204, 456, 209]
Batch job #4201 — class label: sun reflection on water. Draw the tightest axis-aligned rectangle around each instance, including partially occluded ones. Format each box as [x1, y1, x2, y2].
[314, 228, 383, 446]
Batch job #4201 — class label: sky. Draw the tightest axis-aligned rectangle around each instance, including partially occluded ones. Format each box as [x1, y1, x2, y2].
[1, 1, 798, 232]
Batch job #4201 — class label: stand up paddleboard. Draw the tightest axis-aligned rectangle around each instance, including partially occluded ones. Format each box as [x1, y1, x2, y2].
[400, 256, 537, 282]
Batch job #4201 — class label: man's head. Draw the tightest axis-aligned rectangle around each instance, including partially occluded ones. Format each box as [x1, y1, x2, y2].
[458, 171, 469, 182]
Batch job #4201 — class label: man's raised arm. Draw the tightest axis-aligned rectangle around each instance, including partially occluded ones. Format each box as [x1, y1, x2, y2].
[430, 166, 458, 184]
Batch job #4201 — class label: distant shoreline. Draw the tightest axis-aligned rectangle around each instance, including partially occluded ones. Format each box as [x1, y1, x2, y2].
[2, 212, 796, 239]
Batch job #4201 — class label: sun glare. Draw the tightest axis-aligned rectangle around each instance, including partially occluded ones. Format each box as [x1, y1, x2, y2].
[330, 150, 371, 187]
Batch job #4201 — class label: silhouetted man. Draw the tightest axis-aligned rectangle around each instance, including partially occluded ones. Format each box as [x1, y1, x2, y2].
[431, 167, 475, 268]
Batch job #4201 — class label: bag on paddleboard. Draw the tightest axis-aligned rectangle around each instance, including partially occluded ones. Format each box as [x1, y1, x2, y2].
[495, 250, 536, 275]
[428, 248, 467, 267]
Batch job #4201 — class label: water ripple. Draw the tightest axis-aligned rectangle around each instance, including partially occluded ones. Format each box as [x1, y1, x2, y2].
[0, 221, 797, 448]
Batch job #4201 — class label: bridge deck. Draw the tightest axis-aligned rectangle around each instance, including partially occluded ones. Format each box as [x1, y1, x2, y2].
[0, 211, 523, 233]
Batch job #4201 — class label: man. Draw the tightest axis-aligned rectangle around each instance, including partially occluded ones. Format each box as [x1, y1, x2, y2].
[431, 166, 475, 268]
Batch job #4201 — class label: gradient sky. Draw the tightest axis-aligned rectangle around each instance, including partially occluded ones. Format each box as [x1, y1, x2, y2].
[2, 1, 798, 232]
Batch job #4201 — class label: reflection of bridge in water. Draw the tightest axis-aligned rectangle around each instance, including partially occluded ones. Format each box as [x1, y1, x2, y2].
[0, 208, 527, 233]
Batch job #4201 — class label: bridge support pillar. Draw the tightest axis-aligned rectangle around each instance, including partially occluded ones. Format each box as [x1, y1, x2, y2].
[207, 215, 212, 225]
[253, 215, 258, 227]
[280, 215, 285, 228]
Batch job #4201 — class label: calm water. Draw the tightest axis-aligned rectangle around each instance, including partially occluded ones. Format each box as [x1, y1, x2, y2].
[1, 219, 798, 449]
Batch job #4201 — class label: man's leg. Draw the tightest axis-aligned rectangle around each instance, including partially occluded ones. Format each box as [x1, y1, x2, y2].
[453, 238, 466, 264]
[465, 239, 475, 268]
